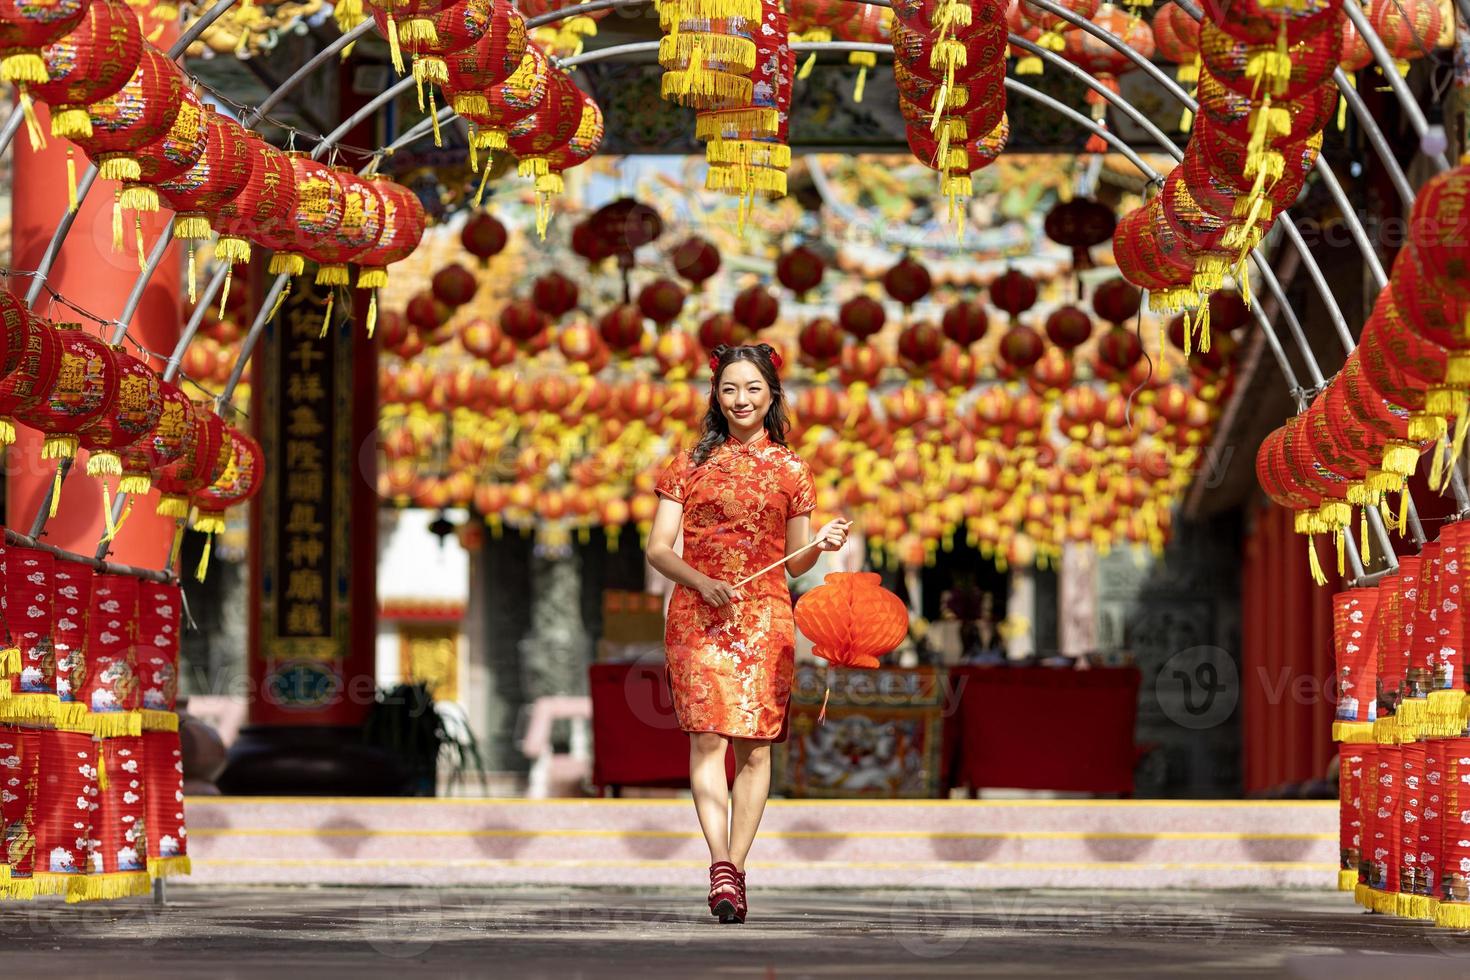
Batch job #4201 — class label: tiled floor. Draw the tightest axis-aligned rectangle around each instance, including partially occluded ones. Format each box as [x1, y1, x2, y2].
[2, 885, 1468, 978]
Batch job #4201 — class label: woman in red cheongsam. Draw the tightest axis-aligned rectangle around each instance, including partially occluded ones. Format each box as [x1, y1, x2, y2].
[647, 343, 850, 924]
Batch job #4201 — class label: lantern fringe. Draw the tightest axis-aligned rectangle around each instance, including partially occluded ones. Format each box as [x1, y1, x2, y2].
[1331, 720, 1375, 743]
[52, 107, 91, 140]
[65, 872, 152, 904]
[695, 107, 779, 142]
[1398, 893, 1436, 920]
[705, 140, 791, 169]
[706, 163, 787, 199]
[320, 288, 335, 338]
[1, 876, 37, 900]
[661, 67, 754, 109]
[118, 474, 151, 495]
[1306, 535, 1326, 586]
[315, 263, 351, 287]
[1382, 442, 1423, 477]
[333, 0, 363, 34]
[1, 52, 47, 86]
[1397, 697, 1429, 734]
[217, 235, 251, 264]
[196, 531, 214, 580]
[0, 693, 59, 723]
[1337, 869, 1358, 892]
[41, 434, 79, 460]
[469, 125, 509, 156]
[659, 0, 759, 27]
[1015, 54, 1043, 75]
[935, 0, 972, 29]
[268, 253, 306, 277]
[658, 33, 757, 74]
[930, 38, 967, 74]
[34, 871, 83, 897]
[55, 699, 89, 733]
[88, 711, 141, 737]
[175, 215, 211, 241]
[413, 54, 449, 88]
[1426, 689, 1466, 736]
[87, 450, 123, 481]
[1373, 713, 1402, 745]
[1408, 414, 1447, 441]
[1436, 902, 1470, 929]
[517, 156, 550, 179]
[0, 645, 15, 676]
[1354, 882, 1372, 908]
[118, 185, 160, 214]
[400, 16, 439, 45]
[98, 156, 142, 182]
[1191, 255, 1229, 295]
[148, 855, 192, 880]
[140, 708, 179, 732]
[156, 493, 191, 519]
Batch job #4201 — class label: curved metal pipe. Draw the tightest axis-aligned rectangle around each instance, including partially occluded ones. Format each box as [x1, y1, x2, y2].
[1340, 0, 1449, 171]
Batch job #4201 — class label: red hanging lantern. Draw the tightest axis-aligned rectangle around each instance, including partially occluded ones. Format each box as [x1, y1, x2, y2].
[732, 284, 779, 332]
[598, 303, 646, 354]
[1045, 305, 1094, 350]
[211, 132, 299, 291]
[637, 278, 687, 327]
[1098, 325, 1144, 374]
[1043, 197, 1116, 270]
[116, 379, 195, 497]
[839, 294, 886, 340]
[407, 290, 452, 336]
[999, 323, 1045, 372]
[70, 43, 186, 184]
[372, 0, 491, 105]
[989, 268, 1038, 318]
[252, 152, 345, 279]
[452, 41, 547, 174]
[190, 425, 263, 580]
[304, 169, 386, 307]
[533, 91, 603, 226]
[153, 400, 229, 520]
[941, 299, 988, 346]
[0, 0, 87, 146]
[443, 0, 528, 136]
[461, 210, 509, 265]
[1091, 276, 1142, 326]
[354, 176, 427, 337]
[113, 84, 208, 253]
[500, 298, 548, 343]
[896, 321, 943, 372]
[1152, 3, 1201, 79]
[76, 345, 161, 526]
[698, 312, 744, 351]
[158, 109, 253, 301]
[432, 262, 479, 308]
[28, 0, 141, 146]
[653, 329, 699, 379]
[14, 322, 118, 466]
[657, 2, 759, 110]
[798, 316, 844, 367]
[776, 245, 825, 297]
[531, 271, 579, 319]
[0, 311, 61, 446]
[506, 65, 585, 235]
[671, 236, 721, 287]
[883, 255, 933, 307]
[891, 17, 1007, 90]
[1368, 0, 1442, 73]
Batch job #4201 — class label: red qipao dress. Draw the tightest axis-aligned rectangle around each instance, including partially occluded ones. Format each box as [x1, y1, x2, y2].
[655, 431, 818, 741]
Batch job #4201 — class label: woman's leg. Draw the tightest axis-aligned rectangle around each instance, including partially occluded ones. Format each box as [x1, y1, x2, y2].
[728, 737, 772, 870]
[689, 731, 732, 862]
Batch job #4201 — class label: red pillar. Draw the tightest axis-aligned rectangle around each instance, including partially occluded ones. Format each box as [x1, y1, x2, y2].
[8, 102, 182, 567]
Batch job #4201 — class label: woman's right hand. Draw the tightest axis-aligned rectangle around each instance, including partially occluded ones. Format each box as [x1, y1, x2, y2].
[695, 576, 743, 608]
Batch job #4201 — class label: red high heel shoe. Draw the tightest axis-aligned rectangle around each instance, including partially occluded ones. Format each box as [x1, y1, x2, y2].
[708, 861, 742, 923]
[734, 868, 748, 922]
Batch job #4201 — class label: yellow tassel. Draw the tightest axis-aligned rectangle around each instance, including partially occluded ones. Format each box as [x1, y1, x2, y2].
[1015, 54, 1043, 75]
[195, 533, 212, 582]
[1336, 528, 1344, 576]
[1338, 869, 1359, 891]
[0, 645, 16, 676]
[64, 871, 152, 904]
[320, 289, 335, 339]
[366, 291, 378, 338]
[1307, 535, 1327, 585]
[1334, 720, 1376, 743]
[1431, 432, 1447, 492]
[219, 266, 233, 320]
[2, 876, 39, 900]
[48, 460, 62, 518]
[135, 215, 146, 270]
[428, 81, 441, 148]
[386, 14, 403, 74]
[266, 282, 290, 324]
[1398, 489, 1409, 535]
[853, 66, 867, 103]
[18, 86, 45, 151]
[66, 149, 79, 213]
[147, 854, 192, 880]
[89, 712, 139, 738]
[140, 708, 179, 732]
[474, 157, 493, 208]
[1436, 902, 1470, 928]
[1360, 506, 1370, 562]
[168, 521, 185, 568]
[1453, 410, 1470, 461]
[798, 51, 816, 80]
[112, 197, 124, 252]
[99, 156, 141, 182]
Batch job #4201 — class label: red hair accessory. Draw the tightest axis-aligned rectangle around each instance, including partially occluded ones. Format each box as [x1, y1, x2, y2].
[769, 347, 783, 371]
[709, 352, 720, 372]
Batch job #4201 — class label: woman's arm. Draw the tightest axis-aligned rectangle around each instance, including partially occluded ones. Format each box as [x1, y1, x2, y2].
[647, 497, 742, 607]
[785, 514, 850, 578]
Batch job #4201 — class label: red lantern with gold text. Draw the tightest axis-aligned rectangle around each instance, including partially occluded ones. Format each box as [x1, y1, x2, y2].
[451, 42, 547, 177]
[0, 310, 61, 446]
[0, 0, 86, 150]
[114, 84, 208, 258]
[354, 176, 428, 336]
[304, 170, 386, 328]
[31, 0, 142, 143]
[158, 109, 253, 301]
[211, 133, 299, 308]
[793, 571, 909, 721]
[71, 43, 185, 185]
[251, 152, 344, 280]
[153, 401, 229, 524]
[117, 379, 195, 498]
[1368, 0, 1442, 74]
[14, 323, 118, 510]
[533, 91, 603, 228]
[190, 425, 263, 580]
[506, 64, 584, 235]
[77, 344, 161, 538]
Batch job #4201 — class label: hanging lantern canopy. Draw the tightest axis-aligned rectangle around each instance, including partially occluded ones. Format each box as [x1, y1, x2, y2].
[732, 284, 780, 332]
[658, 2, 759, 110]
[506, 66, 585, 225]
[999, 323, 1045, 372]
[354, 176, 428, 336]
[941, 299, 988, 347]
[304, 170, 387, 322]
[76, 344, 162, 486]
[776, 245, 826, 297]
[29, 0, 141, 142]
[989, 268, 1038, 318]
[250, 152, 346, 280]
[461, 210, 509, 264]
[637, 277, 687, 327]
[1043, 197, 1116, 270]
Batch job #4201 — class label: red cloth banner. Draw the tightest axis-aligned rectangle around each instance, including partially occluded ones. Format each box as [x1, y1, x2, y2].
[32, 729, 97, 897]
[1339, 745, 1367, 892]
[52, 563, 93, 733]
[136, 582, 181, 732]
[1, 546, 56, 724]
[0, 726, 40, 897]
[77, 574, 140, 737]
[142, 729, 188, 878]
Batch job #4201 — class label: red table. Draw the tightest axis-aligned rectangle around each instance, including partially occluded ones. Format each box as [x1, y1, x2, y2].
[590, 663, 1140, 796]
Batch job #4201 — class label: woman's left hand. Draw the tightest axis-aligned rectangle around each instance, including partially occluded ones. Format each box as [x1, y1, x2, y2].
[815, 519, 852, 552]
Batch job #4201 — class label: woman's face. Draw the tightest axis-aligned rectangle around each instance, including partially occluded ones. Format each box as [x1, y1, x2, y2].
[716, 359, 772, 433]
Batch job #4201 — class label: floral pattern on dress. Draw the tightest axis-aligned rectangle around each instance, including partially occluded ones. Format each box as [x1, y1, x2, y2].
[655, 431, 816, 740]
